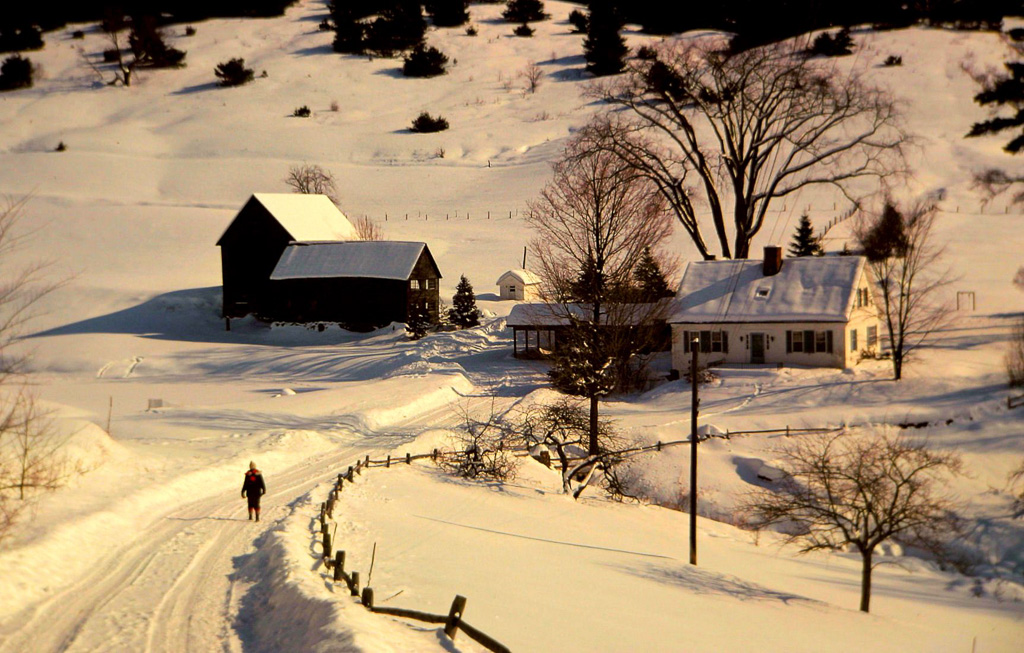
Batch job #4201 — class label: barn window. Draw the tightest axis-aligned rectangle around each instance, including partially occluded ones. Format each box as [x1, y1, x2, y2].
[425, 279, 435, 290]
[850, 328, 858, 352]
[410, 279, 420, 290]
[508, 285, 517, 294]
[755, 287, 770, 299]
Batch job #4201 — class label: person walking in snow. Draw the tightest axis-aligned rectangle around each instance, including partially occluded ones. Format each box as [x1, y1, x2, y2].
[242, 461, 266, 521]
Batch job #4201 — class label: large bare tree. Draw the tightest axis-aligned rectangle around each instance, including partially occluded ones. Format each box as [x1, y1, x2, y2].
[743, 431, 963, 613]
[526, 137, 672, 455]
[585, 38, 907, 260]
[0, 198, 68, 544]
[856, 200, 953, 381]
[284, 164, 340, 205]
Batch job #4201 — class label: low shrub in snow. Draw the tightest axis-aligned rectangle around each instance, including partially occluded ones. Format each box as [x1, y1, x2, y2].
[215, 58, 254, 87]
[402, 44, 449, 77]
[513, 23, 534, 38]
[293, 105, 311, 117]
[884, 54, 903, 66]
[409, 111, 448, 132]
[0, 55, 33, 91]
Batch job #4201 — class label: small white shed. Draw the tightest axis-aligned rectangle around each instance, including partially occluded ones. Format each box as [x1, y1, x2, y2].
[496, 269, 542, 301]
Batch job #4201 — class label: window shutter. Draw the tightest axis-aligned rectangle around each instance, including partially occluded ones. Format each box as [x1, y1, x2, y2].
[786, 331, 792, 353]
[722, 331, 729, 354]
[805, 330, 815, 354]
[827, 330, 833, 353]
[683, 331, 690, 353]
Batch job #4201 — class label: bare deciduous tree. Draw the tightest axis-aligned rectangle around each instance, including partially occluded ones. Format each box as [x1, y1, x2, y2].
[527, 136, 672, 455]
[509, 397, 623, 496]
[743, 431, 963, 613]
[0, 197, 69, 545]
[585, 38, 907, 260]
[438, 399, 517, 481]
[284, 164, 340, 205]
[353, 215, 384, 241]
[521, 60, 542, 94]
[855, 200, 953, 381]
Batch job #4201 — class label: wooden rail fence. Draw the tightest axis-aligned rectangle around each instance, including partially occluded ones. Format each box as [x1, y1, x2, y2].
[315, 453, 511, 653]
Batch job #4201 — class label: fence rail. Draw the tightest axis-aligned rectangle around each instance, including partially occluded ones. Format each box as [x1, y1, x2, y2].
[315, 454, 511, 653]
[1010, 394, 1024, 410]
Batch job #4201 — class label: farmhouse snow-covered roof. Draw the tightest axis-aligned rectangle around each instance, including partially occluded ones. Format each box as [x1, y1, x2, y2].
[668, 255, 866, 324]
[270, 241, 433, 281]
[496, 269, 542, 286]
[252, 193, 357, 241]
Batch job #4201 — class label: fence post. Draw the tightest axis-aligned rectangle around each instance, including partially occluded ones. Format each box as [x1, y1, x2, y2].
[406, 452, 411, 465]
[351, 571, 360, 597]
[323, 532, 332, 559]
[327, 495, 335, 519]
[444, 595, 468, 640]
[361, 586, 374, 608]
[334, 551, 346, 582]
[347, 466, 354, 481]
[386, 455, 391, 468]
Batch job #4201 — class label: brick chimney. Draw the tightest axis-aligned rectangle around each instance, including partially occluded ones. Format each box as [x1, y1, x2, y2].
[763, 246, 783, 276]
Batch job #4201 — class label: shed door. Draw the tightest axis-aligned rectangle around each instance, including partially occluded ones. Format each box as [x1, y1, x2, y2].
[750, 333, 765, 364]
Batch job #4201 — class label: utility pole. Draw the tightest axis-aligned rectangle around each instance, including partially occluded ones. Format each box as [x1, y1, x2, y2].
[689, 338, 699, 566]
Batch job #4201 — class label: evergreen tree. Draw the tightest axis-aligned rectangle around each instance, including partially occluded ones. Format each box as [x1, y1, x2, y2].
[502, 0, 547, 24]
[364, 0, 426, 57]
[583, 0, 627, 77]
[402, 43, 449, 77]
[332, 4, 366, 54]
[632, 247, 672, 299]
[967, 61, 1023, 153]
[788, 215, 823, 257]
[860, 203, 909, 262]
[426, 0, 469, 28]
[129, 15, 186, 68]
[0, 54, 33, 91]
[449, 275, 481, 328]
[406, 303, 432, 339]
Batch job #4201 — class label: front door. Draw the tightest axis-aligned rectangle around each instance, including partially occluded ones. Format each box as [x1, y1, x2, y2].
[750, 333, 765, 364]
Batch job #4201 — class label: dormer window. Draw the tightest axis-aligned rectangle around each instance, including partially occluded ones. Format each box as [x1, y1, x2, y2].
[755, 287, 771, 299]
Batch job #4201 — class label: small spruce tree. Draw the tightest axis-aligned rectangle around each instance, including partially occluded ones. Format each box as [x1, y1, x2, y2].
[403, 43, 449, 77]
[0, 54, 33, 91]
[503, 0, 548, 24]
[788, 214, 823, 257]
[633, 247, 672, 299]
[426, 0, 470, 28]
[449, 275, 481, 328]
[332, 5, 366, 54]
[406, 303, 432, 339]
[583, 0, 627, 76]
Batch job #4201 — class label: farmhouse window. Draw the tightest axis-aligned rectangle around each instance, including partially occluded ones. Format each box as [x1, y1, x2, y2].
[786, 330, 832, 354]
[425, 279, 435, 290]
[850, 328, 858, 352]
[867, 325, 878, 348]
[683, 330, 728, 354]
[508, 285, 517, 295]
[410, 279, 420, 290]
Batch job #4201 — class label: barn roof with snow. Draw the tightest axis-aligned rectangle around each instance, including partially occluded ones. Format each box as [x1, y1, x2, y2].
[216, 193, 357, 245]
[668, 255, 867, 324]
[270, 241, 440, 281]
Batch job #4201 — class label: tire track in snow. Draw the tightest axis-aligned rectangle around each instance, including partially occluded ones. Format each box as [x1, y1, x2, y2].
[0, 392, 508, 653]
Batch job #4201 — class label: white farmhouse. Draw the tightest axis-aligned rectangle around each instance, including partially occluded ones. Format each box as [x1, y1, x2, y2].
[495, 268, 542, 301]
[669, 247, 881, 371]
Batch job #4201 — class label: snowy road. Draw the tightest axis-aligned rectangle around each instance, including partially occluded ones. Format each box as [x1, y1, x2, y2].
[0, 443, 366, 653]
[0, 387, 511, 653]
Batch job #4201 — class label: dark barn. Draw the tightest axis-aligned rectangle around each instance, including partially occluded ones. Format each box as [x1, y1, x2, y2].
[216, 193, 357, 318]
[268, 241, 442, 329]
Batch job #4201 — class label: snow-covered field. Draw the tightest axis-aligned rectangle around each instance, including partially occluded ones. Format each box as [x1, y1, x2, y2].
[0, 1, 1022, 650]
